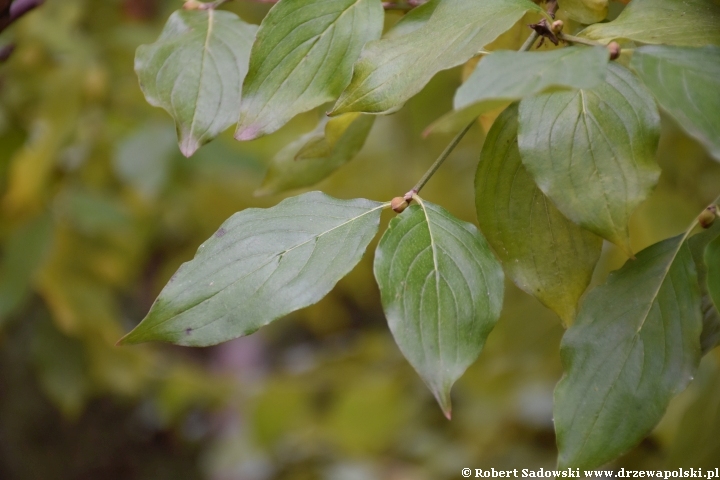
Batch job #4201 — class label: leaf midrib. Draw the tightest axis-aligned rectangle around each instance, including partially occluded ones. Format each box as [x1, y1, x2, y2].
[145, 203, 386, 332]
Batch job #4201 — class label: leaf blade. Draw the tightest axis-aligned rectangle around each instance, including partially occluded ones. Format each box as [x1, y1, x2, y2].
[518, 63, 661, 255]
[119, 192, 385, 346]
[554, 235, 703, 469]
[427, 46, 610, 135]
[135, 9, 257, 157]
[688, 221, 720, 354]
[235, 0, 383, 141]
[476, 105, 602, 325]
[374, 197, 504, 417]
[631, 45, 720, 162]
[331, 0, 545, 115]
[579, 0, 720, 47]
[706, 233, 720, 316]
[255, 113, 375, 196]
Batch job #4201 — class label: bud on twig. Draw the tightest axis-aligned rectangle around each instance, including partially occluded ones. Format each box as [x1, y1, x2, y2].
[607, 41, 621, 60]
[183, 0, 203, 10]
[391, 197, 409, 213]
[699, 205, 718, 229]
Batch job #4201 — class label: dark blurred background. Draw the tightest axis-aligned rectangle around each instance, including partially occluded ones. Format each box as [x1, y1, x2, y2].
[1, 1, 719, 479]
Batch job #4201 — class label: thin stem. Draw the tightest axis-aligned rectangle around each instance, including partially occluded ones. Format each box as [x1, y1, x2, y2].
[407, 121, 475, 196]
[520, 31, 540, 52]
[558, 32, 605, 47]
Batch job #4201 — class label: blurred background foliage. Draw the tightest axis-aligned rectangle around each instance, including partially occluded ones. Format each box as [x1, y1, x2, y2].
[1, 1, 720, 479]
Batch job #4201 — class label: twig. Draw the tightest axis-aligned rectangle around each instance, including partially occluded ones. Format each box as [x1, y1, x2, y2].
[405, 121, 475, 199]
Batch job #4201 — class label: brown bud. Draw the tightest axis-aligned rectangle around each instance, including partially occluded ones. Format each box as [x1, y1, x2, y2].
[183, 0, 202, 10]
[391, 197, 409, 213]
[551, 20, 564, 33]
[607, 41, 621, 60]
[699, 205, 718, 229]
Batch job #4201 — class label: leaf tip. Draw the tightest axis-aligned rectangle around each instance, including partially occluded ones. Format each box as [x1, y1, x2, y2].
[235, 124, 261, 141]
[179, 137, 200, 158]
[431, 386, 453, 420]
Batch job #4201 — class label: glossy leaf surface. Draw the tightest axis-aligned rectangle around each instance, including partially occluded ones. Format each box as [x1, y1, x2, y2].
[235, 0, 383, 141]
[330, 0, 545, 115]
[631, 45, 720, 162]
[120, 192, 385, 346]
[476, 105, 601, 325]
[135, 9, 257, 157]
[518, 63, 660, 255]
[555, 235, 702, 469]
[427, 46, 609, 135]
[580, 0, 720, 47]
[256, 113, 375, 196]
[374, 197, 504, 418]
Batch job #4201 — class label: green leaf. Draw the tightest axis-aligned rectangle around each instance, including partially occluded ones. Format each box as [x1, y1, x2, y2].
[688, 221, 720, 354]
[558, 0, 608, 25]
[579, 0, 720, 47]
[256, 113, 375, 196]
[476, 105, 601, 325]
[119, 192, 386, 346]
[135, 9, 257, 157]
[554, 234, 703, 469]
[383, 0, 438, 39]
[0, 214, 54, 324]
[518, 63, 661, 255]
[330, 0, 545, 116]
[427, 46, 610, 135]
[113, 123, 178, 198]
[373, 196, 504, 418]
[234, 0, 383, 141]
[631, 45, 720, 162]
[706, 233, 720, 317]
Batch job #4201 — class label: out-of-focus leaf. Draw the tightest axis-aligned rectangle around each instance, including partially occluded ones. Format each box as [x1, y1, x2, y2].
[580, 0, 720, 47]
[119, 192, 386, 346]
[373, 196, 504, 418]
[30, 316, 90, 419]
[476, 105, 601, 325]
[688, 221, 720, 354]
[666, 358, 720, 469]
[518, 63, 660, 255]
[554, 235, 702, 469]
[330, 0, 546, 115]
[54, 188, 133, 236]
[2, 70, 81, 214]
[558, 0, 608, 24]
[631, 46, 720, 162]
[113, 123, 178, 198]
[427, 46, 609, 135]
[135, 9, 257, 157]
[0, 214, 54, 324]
[256, 113, 374, 196]
[234, 0, 383, 141]
[707, 234, 720, 313]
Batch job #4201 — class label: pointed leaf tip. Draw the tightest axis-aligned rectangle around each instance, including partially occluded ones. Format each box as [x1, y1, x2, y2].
[135, 9, 257, 155]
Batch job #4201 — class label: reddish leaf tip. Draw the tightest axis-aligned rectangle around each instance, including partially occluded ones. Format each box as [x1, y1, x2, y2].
[235, 125, 260, 141]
